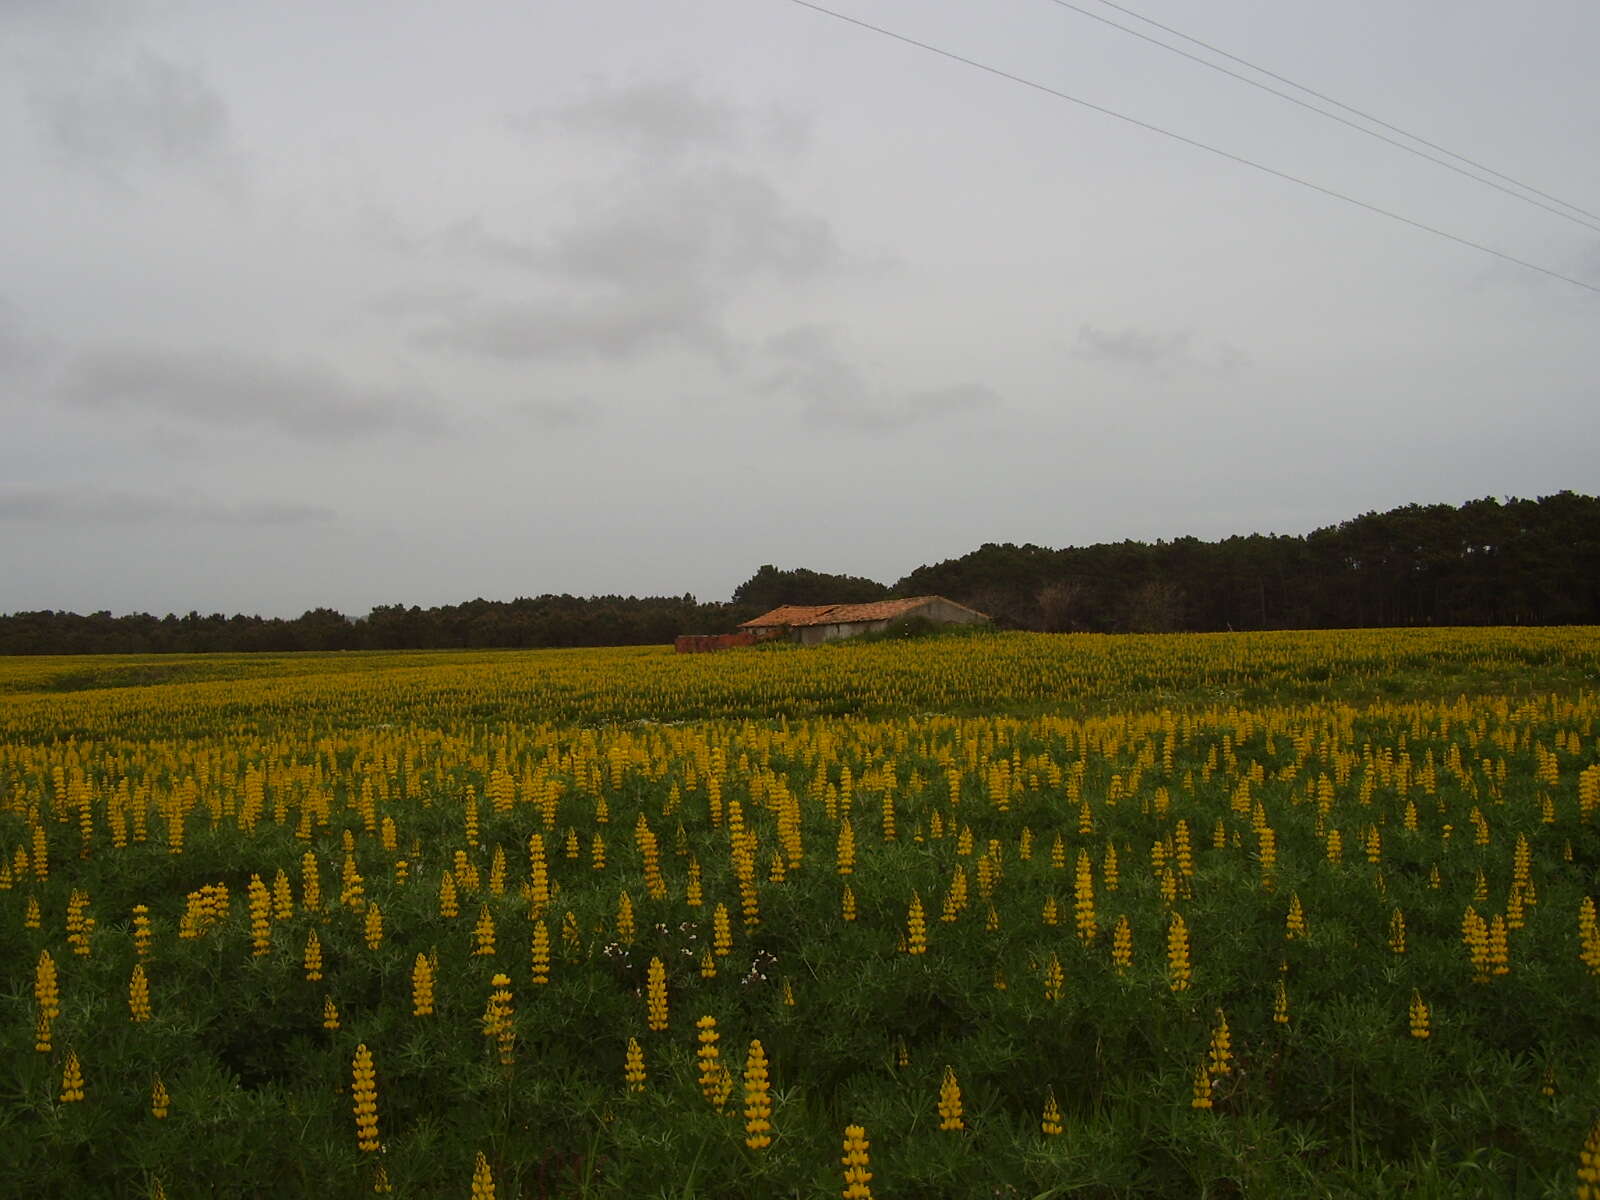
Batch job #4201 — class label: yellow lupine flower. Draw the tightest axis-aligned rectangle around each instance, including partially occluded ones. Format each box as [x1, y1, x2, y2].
[412, 952, 435, 1016]
[1111, 914, 1133, 973]
[1208, 1009, 1232, 1077]
[483, 974, 515, 1065]
[60, 1050, 85, 1103]
[841, 1124, 874, 1198]
[304, 930, 324, 981]
[341, 853, 365, 911]
[646, 956, 669, 1031]
[1043, 952, 1064, 1002]
[1285, 893, 1307, 940]
[271, 869, 294, 921]
[129, 963, 152, 1022]
[1408, 990, 1430, 1039]
[1074, 850, 1096, 943]
[625, 1036, 646, 1092]
[696, 1015, 722, 1102]
[66, 888, 94, 956]
[685, 858, 702, 908]
[301, 851, 321, 912]
[531, 920, 551, 985]
[1580, 898, 1600, 974]
[473, 904, 495, 956]
[1167, 912, 1191, 991]
[906, 893, 927, 955]
[1579, 1117, 1600, 1200]
[247, 874, 272, 956]
[35, 950, 61, 1022]
[471, 1151, 496, 1200]
[1040, 1091, 1063, 1136]
[1388, 908, 1407, 955]
[937, 1066, 964, 1131]
[132, 904, 153, 960]
[744, 1039, 774, 1149]
[351, 1044, 380, 1151]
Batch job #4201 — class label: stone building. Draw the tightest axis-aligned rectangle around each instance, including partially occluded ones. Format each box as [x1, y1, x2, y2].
[737, 596, 988, 646]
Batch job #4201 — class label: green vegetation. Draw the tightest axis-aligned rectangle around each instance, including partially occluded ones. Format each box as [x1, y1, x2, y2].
[2, 628, 1598, 1196]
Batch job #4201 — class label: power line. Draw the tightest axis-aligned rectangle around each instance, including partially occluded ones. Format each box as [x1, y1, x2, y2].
[1043, 0, 1600, 236]
[1090, 0, 1600, 226]
[784, 0, 1600, 295]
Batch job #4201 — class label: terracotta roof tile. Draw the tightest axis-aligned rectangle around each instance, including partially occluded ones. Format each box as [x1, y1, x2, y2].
[740, 596, 985, 628]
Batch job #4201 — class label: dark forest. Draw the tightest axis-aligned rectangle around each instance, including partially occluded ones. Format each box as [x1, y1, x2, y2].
[4, 492, 1596, 654]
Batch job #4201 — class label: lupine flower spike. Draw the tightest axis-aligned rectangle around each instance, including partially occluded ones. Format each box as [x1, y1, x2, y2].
[938, 1066, 964, 1131]
[1041, 1090, 1063, 1136]
[744, 1040, 774, 1149]
[841, 1124, 874, 1199]
[471, 1151, 496, 1200]
[351, 1044, 379, 1151]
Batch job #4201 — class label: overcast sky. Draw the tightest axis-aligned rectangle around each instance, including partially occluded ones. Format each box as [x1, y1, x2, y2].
[3, 0, 1596, 617]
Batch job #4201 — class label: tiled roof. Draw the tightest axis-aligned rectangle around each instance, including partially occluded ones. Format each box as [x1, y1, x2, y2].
[740, 596, 984, 628]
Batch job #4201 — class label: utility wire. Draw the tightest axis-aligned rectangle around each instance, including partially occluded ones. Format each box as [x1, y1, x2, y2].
[1043, 0, 1600, 236]
[785, 0, 1600, 295]
[1090, 0, 1600, 225]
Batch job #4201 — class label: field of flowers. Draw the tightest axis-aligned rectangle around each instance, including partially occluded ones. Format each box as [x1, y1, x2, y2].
[3, 627, 1600, 1198]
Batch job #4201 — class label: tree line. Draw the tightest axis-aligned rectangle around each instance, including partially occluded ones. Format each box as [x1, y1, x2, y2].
[903, 491, 1600, 633]
[1, 492, 1595, 654]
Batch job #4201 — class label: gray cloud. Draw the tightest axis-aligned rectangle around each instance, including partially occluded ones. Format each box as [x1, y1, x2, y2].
[418, 167, 835, 363]
[0, 0, 138, 22]
[57, 346, 445, 439]
[1075, 324, 1194, 369]
[30, 51, 228, 169]
[412, 82, 839, 366]
[761, 325, 999, 432]
[511, 397, 600, 430]
[0, 485, 332, 525]
[413, 288, 723, 362]
[0, 301, 51, 380]
[806, 384, 1001, 433]
[544, 79, 740, 157]
[436, 220, 542, 271]
[1478, 237, 1600, 295]
[439, 168, 837, 291]
[1075, 324, 1251, 373]
[532, 77, 810, 160]
[546, 168, 836, 287]
[0, 0, 143, 41]
[369, 285, 478, 317]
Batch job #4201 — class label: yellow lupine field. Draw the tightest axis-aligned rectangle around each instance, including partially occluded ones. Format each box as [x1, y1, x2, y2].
[4, 628, 1600, 1196]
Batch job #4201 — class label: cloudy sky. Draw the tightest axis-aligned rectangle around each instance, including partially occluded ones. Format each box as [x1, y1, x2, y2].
[3, 0, 1596, 617]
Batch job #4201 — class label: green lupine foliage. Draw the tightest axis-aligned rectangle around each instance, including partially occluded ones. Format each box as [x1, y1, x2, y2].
[1, 628, 1598, 1197]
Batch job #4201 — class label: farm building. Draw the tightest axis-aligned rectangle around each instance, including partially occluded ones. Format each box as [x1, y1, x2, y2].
[738, 596, 989, 646]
